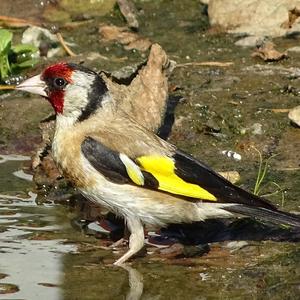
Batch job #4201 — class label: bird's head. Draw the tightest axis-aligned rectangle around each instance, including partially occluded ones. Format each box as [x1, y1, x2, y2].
[16, 63, 108, 122]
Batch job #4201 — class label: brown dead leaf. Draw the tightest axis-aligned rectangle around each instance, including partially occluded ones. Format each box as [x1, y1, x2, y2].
[286, 7, 300, 28]
[251, 41, 288, 62]
[32, 117, 55, 169]
[102, 43, 173, 132]
[99, 24, 152, 51]
[31, 116, 61, 186]
[36, 155, 61, 183]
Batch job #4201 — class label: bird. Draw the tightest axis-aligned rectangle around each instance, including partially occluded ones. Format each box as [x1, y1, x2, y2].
[16, 62, 300, 265]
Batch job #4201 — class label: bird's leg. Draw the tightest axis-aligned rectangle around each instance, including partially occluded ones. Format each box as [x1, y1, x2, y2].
[113, 216, 144, 266]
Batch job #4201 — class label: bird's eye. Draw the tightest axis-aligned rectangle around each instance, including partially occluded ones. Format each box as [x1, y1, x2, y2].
[53, 77, 67, 89]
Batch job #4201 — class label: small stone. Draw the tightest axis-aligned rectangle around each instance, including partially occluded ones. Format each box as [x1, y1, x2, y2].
[225, 241, 249, 252]
[288, 106, 300, 127]
[218, 171, 240, 184]
[159, 243, 185, 258]
[159, 243, 210, 258]
[183, 244, 210, 257]
[205, 119, 221, 132]
[287, 46, 300, 53]
[250, 123, 263, 135]
[235, 36, 266, 47]
[221, 150, 242, 161]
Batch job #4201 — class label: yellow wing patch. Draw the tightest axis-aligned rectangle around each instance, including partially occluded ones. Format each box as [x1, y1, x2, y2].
[137, 156, 217, 201]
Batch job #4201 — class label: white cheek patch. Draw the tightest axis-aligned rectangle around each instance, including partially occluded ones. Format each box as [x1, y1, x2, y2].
[63, 71, 95, 116]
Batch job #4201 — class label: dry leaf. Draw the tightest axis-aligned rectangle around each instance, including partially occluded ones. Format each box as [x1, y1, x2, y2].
[99, 24, 152, 51]
[102, 43, 173, 132]
[286, 7, 300, 28]
[251, 41, 288, 62]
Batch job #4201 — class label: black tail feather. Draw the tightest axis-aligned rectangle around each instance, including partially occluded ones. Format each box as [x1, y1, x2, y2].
[223, 205, 300, 229]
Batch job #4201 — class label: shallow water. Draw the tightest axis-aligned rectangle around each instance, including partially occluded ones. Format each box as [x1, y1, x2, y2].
[0, 158, 76, 299]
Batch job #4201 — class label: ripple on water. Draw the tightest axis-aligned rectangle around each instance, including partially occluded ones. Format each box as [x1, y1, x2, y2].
[0, 160, 76, 300]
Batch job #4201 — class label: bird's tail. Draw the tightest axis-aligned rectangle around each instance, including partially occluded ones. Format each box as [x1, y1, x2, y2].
[223, 205, 300, 229]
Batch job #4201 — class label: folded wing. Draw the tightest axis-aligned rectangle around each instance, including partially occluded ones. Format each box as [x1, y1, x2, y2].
[81, 137, 276, 208]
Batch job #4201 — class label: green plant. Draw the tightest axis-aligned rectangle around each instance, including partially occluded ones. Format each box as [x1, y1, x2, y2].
[0, 29, 39, 82]
[252, 147, 285, 206]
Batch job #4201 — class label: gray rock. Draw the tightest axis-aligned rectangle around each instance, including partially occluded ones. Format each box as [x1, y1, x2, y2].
[287, 46, 300, 53]
[204, 0, 300, 37]
[235, 36, 266, 47]
[288, 106, 300, 127]
[250, 123, 263, 135]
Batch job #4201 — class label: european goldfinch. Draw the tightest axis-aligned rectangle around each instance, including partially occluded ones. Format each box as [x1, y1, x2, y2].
[16, 62, 300, 265]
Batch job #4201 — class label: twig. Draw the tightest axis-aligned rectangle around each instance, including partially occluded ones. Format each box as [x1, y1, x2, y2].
[0, 85, 15, 90]
[275, 167, 300, 171]
[0, 15, 40, 27]
[269, 108, 291, 113]
[176, 61, 233, 68]
[62, 20, 94, 29]
[56, 32, 76, 57]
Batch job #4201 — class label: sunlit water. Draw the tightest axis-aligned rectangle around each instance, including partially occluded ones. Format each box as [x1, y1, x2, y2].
[0, 157, 76, 300]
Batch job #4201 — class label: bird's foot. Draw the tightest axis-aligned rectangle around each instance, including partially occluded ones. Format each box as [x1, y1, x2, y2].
[110, 238, 128, 249]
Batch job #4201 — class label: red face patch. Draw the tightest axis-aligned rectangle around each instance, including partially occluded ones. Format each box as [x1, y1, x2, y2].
[41, 63, 74, 114]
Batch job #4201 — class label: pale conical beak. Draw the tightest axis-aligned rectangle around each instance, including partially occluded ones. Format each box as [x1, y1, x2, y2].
[16, 74, 48, 97]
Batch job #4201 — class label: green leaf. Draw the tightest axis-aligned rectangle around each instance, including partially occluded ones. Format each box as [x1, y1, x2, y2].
[0, 54, 11, 79]
[11, 43, 38, 54]
[0, 29, 13, 54]
[13, 58, 39, 69]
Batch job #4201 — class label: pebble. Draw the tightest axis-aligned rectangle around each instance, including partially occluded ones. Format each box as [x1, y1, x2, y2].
[225, 241, 249, 252]
[218, 171, 241, 184]
[288, 105, 300, 127]
[250, 123, 263, 135]
[235, 36, 266, 47]
[287, 46, 300, 53]
[221, 150, 242, 161]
